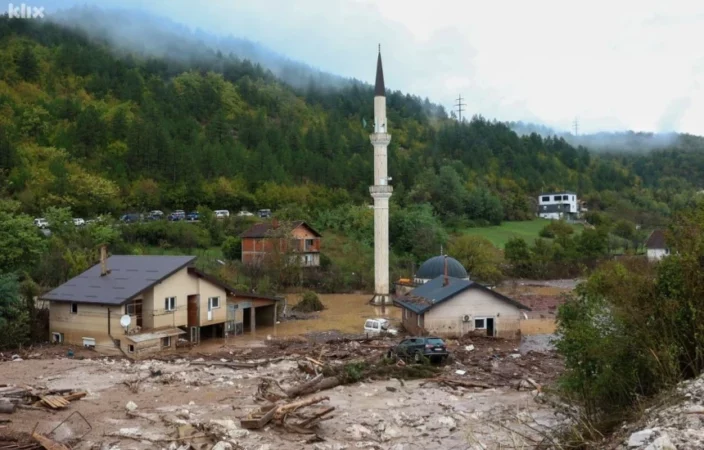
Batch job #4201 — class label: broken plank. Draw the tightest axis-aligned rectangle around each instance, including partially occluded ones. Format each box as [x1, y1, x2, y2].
[61, 392, 87, 402]
[296, 406, 335, 428]
[305, 357, 324, 367]
[240, 404, 277, 429]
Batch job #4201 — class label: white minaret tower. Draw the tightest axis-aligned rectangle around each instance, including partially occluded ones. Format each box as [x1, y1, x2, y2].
[370, 45, 392, 306]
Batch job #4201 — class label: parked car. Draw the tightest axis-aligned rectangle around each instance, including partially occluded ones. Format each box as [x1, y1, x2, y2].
[34, 218, 49, 228]
[168, 210, 185, 221]
[120, 213, 142, 223]
[73, 218, 85, 226]
[364, 318, 398, 336]
[148, 210, 164, 220]
[214, 209, 230, 218]
[386, 336, 449, 363]
[257, 209, 272, 218]
[186, 211, 200, 221]
[237, 210, 254, 217]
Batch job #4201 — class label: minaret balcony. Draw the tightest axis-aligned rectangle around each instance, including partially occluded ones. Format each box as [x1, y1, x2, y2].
[370, 185, 393, 196]
[370, 134, 391, 146]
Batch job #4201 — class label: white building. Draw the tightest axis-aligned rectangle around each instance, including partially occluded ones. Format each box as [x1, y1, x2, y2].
[538, 191, 580, 220]
[645, 229, 670, 261]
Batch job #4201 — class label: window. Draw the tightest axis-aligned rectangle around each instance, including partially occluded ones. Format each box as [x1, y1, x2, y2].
[125, 303, 136, 315]
[417, 315, 421, 327]
[52, 332, 63, 343]
[541, 196, 550, 202]
[474, 318, 486, 329]
[128, 344, 134, 353]
[82, 337, 95, 348]
[70, 303, 78, 314]
[209, 297, 220, 309]
[162, 337, 171, 347]
[165, 297, 176, 311]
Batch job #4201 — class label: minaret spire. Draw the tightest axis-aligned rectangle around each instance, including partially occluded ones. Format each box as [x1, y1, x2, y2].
[374, 45, 385, 97]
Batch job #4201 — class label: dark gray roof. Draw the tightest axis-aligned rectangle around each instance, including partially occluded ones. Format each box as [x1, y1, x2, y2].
[394, 276, 531, 314]
[42, 255, 196, 305]
[416, 256, 468, 280]
[375, 47, 385, 97]
[239, 221, 321, 239]
[646, 229, 667, 249]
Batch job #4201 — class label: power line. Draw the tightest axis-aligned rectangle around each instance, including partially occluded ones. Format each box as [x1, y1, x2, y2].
[573, 117, 579, 136]
[455, 94, 467, 122]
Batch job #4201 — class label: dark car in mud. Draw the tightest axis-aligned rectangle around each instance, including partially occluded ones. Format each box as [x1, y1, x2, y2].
[386, 336, 449, 363]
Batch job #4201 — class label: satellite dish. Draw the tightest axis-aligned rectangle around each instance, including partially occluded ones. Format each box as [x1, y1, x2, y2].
[120, 315, 131, 328]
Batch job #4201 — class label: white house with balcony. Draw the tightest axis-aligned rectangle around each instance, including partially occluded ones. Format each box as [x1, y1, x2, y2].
[538, 191, 580, 220]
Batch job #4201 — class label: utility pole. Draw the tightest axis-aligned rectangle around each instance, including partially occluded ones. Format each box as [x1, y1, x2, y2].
[455, 94, 466, 122]
[572, 117, 579, 136]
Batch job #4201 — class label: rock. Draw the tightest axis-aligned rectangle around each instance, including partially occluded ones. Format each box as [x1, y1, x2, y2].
[386, 386, 397, 392]
[208, 419, 249, 439]
[510, 353, 521, 358]
[645, 434, 676, 450]
[125, 401, 138, 412]
[212, 443, 232, 450]
[346, 424, 373, 440]
[628, 429, 655, 447]
[382, 425, 403, 441]
[430, 415, 457, 430]
[464, 345, 474, 351]
[257, 445, 271, 450]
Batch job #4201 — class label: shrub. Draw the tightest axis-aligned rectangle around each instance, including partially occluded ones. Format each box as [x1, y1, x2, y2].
[539, 220, 574, 239]
[221, 236, 241, 261]
[292, 291, 324, 313]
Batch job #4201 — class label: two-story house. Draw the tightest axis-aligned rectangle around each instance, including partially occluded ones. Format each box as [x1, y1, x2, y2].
[240, 220, 322, 267]
[537, 191, 580, 220]
[42, 252, 282, 358]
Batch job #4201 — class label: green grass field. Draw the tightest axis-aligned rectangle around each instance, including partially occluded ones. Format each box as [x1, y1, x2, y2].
[461, 219, 583, 248]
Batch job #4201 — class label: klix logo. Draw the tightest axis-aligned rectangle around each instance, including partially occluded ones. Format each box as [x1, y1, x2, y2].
[8, 3, 45, 19]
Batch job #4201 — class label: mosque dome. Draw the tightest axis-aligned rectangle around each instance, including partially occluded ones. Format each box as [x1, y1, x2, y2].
[415, 255, 468, 281]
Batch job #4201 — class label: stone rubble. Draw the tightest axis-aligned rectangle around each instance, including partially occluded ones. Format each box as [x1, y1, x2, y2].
[622, 374, 704, 449]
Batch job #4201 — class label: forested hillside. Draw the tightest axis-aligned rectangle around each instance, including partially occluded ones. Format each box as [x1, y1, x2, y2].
[1, 14, 703, 228]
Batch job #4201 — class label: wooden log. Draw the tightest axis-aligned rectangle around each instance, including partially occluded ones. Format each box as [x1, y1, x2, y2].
[189, 361, 259, 369]
[0, 403, 15, 414]
[285, 374, 323, 397]
[62, 392, 87, 402]
[296, 406, 335, 428]
[299, 377, 342, 396]
[305, 357, 324, 367]
[276, 395, 328, 415]
[421, 377, 491, 389]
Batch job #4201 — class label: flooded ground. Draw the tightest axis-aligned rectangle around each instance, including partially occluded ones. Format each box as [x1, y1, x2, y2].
[248, 293, 401, 340]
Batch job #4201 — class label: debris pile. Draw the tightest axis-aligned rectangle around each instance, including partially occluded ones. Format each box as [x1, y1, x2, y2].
[619, 373, 704, 449]
[0, 385, 87, 414]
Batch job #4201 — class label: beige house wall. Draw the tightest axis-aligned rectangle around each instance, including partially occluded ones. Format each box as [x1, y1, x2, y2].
[50, 302, 125, 349]
[151, 267, 197, 329]
[424, 289, 523, 338]
[197, 277, 227, 326]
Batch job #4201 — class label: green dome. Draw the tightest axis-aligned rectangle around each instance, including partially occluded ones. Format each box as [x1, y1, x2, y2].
[415, 256, 468, 280]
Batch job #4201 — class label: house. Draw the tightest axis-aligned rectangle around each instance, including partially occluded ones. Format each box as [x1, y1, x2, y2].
[240, 219, 321, 267]
[42, 251, 283, 357]
[538, 192, 580, 220]
[394, 275, 531, 339]
[645, 229, 670, 261]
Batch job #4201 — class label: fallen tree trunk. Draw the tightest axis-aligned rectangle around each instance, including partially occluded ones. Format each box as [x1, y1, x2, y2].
[190, 361, 260, 369]
[298, 377, 342, 396]
[285, 374, 323, 397]
[420, 377, 491, 389]
[0, 403, 15, 414]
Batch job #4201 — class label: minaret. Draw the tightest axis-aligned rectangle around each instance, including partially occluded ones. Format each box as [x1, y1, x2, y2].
[370, 45, 392, 306]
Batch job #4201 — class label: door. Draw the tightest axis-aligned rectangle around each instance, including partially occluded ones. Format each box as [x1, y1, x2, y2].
[135, 302, 143, 328]
[187, 295, 199, 327]
[207, 298, 213, 321]
[486, 318, 495, 337]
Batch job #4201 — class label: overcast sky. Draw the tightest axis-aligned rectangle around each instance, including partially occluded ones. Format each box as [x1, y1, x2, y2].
[45, 0, 704, 135]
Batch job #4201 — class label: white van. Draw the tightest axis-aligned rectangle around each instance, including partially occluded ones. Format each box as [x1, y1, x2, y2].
[214, 210, 230, 218]
[364, 318, 398, 336]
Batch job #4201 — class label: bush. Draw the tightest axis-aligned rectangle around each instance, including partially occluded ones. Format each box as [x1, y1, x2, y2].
[292, 291, 324, 313]
[221, 236, 241, 261]
[538, 220, 574, 239]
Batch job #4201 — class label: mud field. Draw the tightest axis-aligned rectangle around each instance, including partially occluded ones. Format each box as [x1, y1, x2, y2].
[0, 335, 564, 450]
